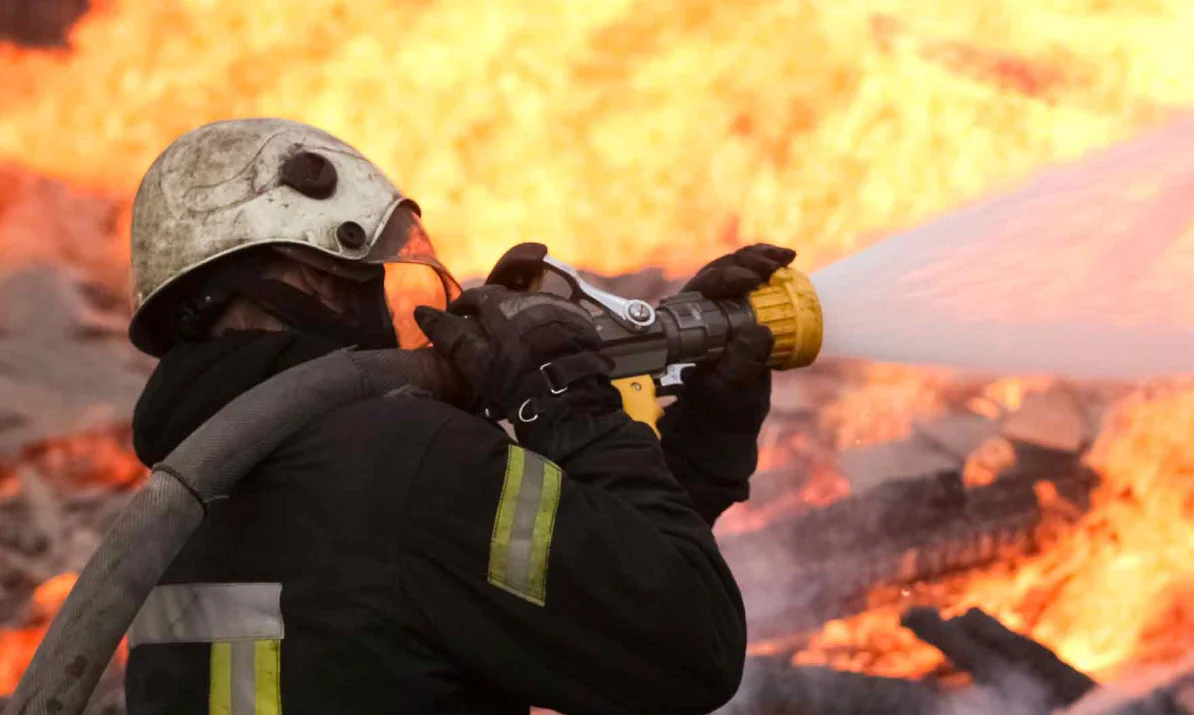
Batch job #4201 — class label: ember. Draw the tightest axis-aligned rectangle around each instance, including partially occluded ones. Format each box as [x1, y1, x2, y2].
[1, 0, 1194, 713]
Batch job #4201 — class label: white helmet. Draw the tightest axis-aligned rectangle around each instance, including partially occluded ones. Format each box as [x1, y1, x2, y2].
[128, 117, 459, 356]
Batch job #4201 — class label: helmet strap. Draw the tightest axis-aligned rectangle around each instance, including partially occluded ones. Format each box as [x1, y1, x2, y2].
[193, 254, 399, 350]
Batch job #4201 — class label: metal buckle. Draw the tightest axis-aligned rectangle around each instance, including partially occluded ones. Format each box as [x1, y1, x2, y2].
[517, 398, 540, 423]
[539, 362, 569, 395]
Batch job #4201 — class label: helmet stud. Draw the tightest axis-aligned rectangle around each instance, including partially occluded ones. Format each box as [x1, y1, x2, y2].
[280, 151, 338, 199]
[336, 221, 367, 249]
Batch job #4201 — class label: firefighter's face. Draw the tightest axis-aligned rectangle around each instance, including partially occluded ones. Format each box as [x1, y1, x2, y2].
[261, 254, 376, 320]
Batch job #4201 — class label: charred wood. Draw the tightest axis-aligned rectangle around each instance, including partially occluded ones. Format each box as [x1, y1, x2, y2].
[902, 607, 1097, 708]
[720, 460, 1098, 640]
[715, 657, 938, 715]
[719, 609, 1099, 715]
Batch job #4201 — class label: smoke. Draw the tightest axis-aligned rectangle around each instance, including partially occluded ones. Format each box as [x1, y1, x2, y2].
[714, 658, 1064, 715]
[934, 670, 1055, 715]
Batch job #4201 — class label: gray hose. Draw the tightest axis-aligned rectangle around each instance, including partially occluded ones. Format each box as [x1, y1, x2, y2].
[4, 347, 459, 715]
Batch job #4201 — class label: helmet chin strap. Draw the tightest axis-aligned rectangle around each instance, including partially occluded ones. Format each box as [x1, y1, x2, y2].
[248, 277, 399, 350]
[201, 254, 399, 350]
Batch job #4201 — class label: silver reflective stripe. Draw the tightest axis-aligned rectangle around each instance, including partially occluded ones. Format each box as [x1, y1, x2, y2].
[232, 641, 256, 713]
[503, 453, 547, 592]
[128, 583, 284, 648]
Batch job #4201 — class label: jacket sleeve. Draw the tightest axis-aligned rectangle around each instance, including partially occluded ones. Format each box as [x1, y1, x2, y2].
[394, 387, 747, 715]
[657, 371, 771, 526]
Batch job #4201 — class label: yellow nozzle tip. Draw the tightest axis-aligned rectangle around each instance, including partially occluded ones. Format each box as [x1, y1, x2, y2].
[748, 267, 823, 370]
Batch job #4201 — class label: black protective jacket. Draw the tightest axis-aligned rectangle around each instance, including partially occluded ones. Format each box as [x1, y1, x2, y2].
[124, 332, 753, 715]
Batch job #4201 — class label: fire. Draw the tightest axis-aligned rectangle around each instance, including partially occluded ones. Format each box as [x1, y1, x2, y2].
[0, 573, 76, 695]
[0, 571, 130, 695]
[2, 0, 1194, 702]
[19, 430, 148, 490]
[3, 1, 1194, 284]
[781, 380, 1194, 681]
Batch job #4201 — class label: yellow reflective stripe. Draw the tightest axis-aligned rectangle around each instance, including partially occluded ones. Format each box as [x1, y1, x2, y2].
[488, 447, 562, 606]
[210, 642, 232, 715]
[255, 639, 282, 715]
[209, 640, 281, 715]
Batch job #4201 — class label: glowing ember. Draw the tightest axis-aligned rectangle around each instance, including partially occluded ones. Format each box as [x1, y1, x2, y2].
[21, 431, 147, 490]
[0, 573, 76, 695]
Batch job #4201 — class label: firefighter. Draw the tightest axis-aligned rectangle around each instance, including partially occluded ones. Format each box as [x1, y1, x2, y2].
[123, 117, 791, 715]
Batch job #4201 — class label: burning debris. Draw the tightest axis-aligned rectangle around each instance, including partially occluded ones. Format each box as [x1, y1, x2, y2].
[902, 607, 1098, 709]
[719, 606, 1099, 715]
[720, 376, 1106, 643]
[721, 456, 1099, 640]
[722, 607, 1194, 715]
[0, 433, 139, 711]
[0, 266, 153, 459]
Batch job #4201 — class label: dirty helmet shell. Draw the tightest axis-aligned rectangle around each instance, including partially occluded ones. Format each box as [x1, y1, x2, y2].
[127, 117, 460, 356]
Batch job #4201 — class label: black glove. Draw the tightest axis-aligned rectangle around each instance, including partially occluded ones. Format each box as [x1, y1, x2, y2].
[413, 285, 615, 423]
[657, 243, 796, 525]
[677, 243, 795, 419]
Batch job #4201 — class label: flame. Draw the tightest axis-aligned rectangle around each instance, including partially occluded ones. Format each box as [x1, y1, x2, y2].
[0, 571, 131, 696]
[3, 1, 1194, 284]
[22, 430, 148, 490]
[821, 363, 960, 450]
[0, 573, 76, 695]
[781, 380, 1194, 680]
[2, 0, 1194, 699]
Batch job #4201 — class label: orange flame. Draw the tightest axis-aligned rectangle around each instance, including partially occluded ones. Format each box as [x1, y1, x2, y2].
[775, 380, 1194, 681]
[0, 571, 130, 696]
[0, 574, 76, 694]
[2, 1, 1194, 284]
[1, 0, 1194, 698]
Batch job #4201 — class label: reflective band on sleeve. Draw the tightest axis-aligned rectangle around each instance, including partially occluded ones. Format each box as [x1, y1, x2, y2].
[128, 583, 283, 647]
[254, 639, 282, 715]
[208, 639, 281, 715]
[488, 446, 562, 606]
[210, 642, 232, 715]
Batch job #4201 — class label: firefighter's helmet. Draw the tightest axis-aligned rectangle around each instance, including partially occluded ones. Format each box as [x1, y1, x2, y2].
[128, 117, 459, 356]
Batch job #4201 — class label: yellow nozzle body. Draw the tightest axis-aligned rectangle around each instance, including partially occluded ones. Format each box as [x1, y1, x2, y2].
[748, 266, 823, 370]
[615, 267, 823, 434]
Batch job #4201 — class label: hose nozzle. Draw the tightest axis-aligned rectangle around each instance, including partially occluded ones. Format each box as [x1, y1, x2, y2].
[748, 267, 823, 370]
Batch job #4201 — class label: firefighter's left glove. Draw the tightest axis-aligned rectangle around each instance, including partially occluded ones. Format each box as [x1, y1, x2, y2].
[657, 244, 794, 524]
[413, 285, 617, 423]
[674, 243, 796, 427]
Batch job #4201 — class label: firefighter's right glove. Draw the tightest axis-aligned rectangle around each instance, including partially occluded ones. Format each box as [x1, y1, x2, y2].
[413, 285, 617, 424]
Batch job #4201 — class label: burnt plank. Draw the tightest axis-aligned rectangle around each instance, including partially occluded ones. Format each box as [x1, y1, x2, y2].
[720, 460, 1098, 640]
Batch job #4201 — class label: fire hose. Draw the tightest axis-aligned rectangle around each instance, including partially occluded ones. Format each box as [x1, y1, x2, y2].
[4, 245, 823, 715]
